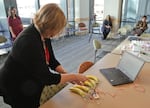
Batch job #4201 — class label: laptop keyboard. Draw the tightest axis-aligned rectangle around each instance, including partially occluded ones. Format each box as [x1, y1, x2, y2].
[112, 69, 129, 80]
[100, 68, 132, 86]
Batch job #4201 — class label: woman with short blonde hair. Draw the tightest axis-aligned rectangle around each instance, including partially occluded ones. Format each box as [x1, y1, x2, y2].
[0, 3, 87, 108]
[33, 3, 67, 38]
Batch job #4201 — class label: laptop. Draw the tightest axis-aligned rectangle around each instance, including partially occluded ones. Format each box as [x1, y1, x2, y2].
[100, 52, 144, 86]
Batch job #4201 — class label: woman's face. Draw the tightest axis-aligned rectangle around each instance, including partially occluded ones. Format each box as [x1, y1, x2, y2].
[142, 17, 146, 22]
[11, 8, 17, 15]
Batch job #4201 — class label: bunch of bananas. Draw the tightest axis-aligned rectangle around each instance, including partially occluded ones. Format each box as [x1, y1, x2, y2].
[84, 75, 99, 88]
[69, 75, 99, 97]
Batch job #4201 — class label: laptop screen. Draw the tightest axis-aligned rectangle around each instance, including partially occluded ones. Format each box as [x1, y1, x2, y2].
[117, 52, 144, 81]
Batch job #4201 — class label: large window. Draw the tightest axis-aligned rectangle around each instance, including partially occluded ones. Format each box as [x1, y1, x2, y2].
[121, 0, 139, 27]
[0, 0, 11, 40]
[39, 0, 60, 6]
[121, 0, 150, 27]
[16, 0, 36, 18]
[16, 0, 36, 24]
[40, 0, 75, 27]
[39, 0, 67, 17]
[67, 0, 74, 21]
[40, 0, 75, 21]
[16, 0, 75, 28]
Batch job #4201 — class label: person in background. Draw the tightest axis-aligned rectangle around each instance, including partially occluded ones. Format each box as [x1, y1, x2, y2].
[8, 6, 23, 41]
[101, 15, 112, 39]
[0, 3, 88, 108]
[131, 15, 148, 36]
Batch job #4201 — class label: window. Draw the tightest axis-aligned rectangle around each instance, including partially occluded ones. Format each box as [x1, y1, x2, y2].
[121, 0, 150, 27]
[94, 0, 104, 23]
[39, 0, 67, 17]
[16, 0, 36, 18]
[39, 0, 60, 6]
[16, 0, 36, 24]
[67, 0, 74, 21]
[16, 0, 75, 28]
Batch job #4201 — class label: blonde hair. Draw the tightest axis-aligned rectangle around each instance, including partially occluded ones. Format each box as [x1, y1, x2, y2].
[105, 15, 111, 21]
[33, 3, 67, 38]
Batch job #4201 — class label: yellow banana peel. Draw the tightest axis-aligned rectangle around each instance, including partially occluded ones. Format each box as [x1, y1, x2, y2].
[73, 85, 90, 93]
[69, 87, 86, 97]
[86, 75, 99, 83]
[88, 79, 96, 88]
[84, 80, 93, 88]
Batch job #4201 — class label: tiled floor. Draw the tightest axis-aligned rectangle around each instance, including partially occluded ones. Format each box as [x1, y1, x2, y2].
[0, 33, 124, 73]
[51, 33, 124, 73]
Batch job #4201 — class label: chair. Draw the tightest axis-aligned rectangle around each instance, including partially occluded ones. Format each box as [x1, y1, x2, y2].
[89, 22, 102, 42]
[0, 35, 7, 43]
[78, 22, 88, 30]
[65, 23, 77, 36]
[124, 24, 133, 33]
[92, 22, 101, 34]
[77, 22, 88, 35]
[112, 27, 127, 41]
[93, 39, 101, 63]
[0, 35, 12, 55]
[40, 83, 67, 105]
[140, 33, 150, 37]
[118, 27, 127, 36]
[140, 33, 150, 40]
[78, 61, 94, 74]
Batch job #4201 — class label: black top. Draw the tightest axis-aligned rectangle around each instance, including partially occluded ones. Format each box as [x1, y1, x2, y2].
[0, 24, 61, 107]
[101, 19, 112, 31]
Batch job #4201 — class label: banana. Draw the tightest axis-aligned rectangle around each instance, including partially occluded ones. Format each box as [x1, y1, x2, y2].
[88, 79, 96, 88]
[73, 85, 90, 93]
[69, 87, 86, 97]
[84, 80, 93, 88]
[86, 75, 99, 83]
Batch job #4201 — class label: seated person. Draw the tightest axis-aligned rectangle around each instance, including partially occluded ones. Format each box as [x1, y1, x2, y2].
[131, 15, 148, 36]
[101, 15, 112, 39]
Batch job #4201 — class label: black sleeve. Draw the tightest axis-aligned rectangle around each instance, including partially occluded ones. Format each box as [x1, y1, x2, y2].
[11, 34, 61, 85]
[45, 39, 60, 70]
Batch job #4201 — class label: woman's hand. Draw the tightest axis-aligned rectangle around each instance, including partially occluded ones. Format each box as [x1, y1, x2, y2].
[71, 74, 88, 85]
[106, 25, 111, 28]
[60, 74, 88, 85]
[55, 65, 68, 74]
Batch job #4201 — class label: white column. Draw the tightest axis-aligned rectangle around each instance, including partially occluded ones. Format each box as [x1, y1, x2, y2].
[75, 0, 90, 29]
